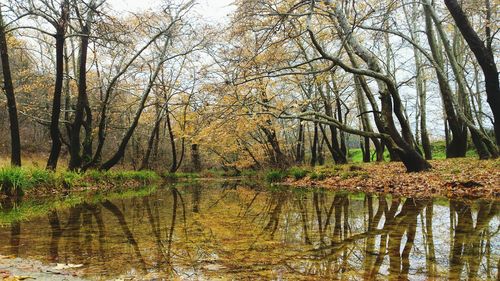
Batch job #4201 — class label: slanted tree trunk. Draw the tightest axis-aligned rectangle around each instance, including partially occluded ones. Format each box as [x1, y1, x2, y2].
[259, 86, 288, 167]
[99, 38, 170, 171]
[444, 0, 500, 145]
[139, 105, 163, 171]
[346, 47, 388, 162]
[423, 6, 467, 158]
[84, 30, 168, 170]
[327, 4, 431, 171]
[403, 1, 432, 159]
[261, 125, 288, 167]
[318, 84, 346, 164]
[165, 106, 178, 173]
[354, 74, 382, 162]
[0, 9, 21, 166]
[425, 0, 497, 158]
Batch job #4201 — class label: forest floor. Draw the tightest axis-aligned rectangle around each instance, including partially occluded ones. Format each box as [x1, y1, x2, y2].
[282, 158, 500, 200]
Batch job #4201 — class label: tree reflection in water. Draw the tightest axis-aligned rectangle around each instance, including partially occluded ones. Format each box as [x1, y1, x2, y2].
[0, 182, 498, 280]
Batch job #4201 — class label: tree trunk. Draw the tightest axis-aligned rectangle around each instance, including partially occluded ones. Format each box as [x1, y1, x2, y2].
[425, 0, 497, 157]
[99, 38, 170, 171]
[46, 8, 69, 170]
[190, 143, 201, 172]
[0, 10, 21, 166]
[295, 120, 304, 163]
[139, 110, 162, 171]
[336, 96, 347, 157]
[166, 106, 177, 173]
[310, 122, 318, 166]
[423, 3, 467, 158]
[444, 0, 500, 145]
[346, 47, 390, 161]
[69, 24, 90, 170]
[85, 30, 167, 170]
[330, 6, 430, 171]
[319, 84, 346, 164]
[404, 1, 432, 160]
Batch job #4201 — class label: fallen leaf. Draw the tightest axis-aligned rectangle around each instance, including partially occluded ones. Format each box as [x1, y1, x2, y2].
[0, 269, 11, 278]
[3, 276, 33, 281]
[52, 263, 84, 270]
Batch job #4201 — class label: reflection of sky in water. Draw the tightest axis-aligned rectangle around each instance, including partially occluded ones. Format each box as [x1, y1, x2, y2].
[0, 183, 498, 280]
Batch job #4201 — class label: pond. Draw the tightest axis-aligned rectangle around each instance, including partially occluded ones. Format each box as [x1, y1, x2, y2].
[0, 181, 498, 280]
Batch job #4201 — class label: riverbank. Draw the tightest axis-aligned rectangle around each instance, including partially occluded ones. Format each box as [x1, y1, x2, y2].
[0, 167, 161, 199]
[1, 157, 498, 201]
[277, 158, 499, 199]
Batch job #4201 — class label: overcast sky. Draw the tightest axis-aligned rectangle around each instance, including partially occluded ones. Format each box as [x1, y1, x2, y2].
[107, 0, 235, 23]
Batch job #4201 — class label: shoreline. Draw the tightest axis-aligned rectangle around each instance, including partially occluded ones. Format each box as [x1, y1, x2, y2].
[278, 159, 499, 200]
[1, 158, 498, 201]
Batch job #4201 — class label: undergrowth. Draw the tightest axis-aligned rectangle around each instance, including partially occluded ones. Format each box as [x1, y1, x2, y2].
[0, 167, 161, 196]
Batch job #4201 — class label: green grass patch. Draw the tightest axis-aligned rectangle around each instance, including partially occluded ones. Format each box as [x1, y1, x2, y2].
[309, 171, 326, 180]
[287, 167, 309, 180]
[0, 167, 161, 196]
[60, 170, 84, 188]
[266, 170, 288, 183]
[0, 167, 30, 195]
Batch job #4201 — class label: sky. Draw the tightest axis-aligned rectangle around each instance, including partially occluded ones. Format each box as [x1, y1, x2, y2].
[107, 0, 235, 23]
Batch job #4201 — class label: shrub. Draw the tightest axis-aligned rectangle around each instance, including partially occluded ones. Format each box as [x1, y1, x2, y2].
[85, 170, 109, 182]
[288, 167, 308, 180]
[240, 170, 257, 177]
[30, 169, 55, 186]
[266, 170, 287, 183]
[348, 165, 363, 171]
[310, 172, 326, 181]
[0, 167, 30, 195]
[60, 171, 83, 188]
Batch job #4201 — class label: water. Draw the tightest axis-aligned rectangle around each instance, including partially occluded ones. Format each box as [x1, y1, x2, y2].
[0, 181, 498, 280]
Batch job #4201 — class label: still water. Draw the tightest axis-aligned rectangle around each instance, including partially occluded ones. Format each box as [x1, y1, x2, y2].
[0, 181, 498, 280]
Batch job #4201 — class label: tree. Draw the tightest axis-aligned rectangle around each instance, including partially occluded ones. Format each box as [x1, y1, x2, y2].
[100, 1, 203, 170]
[19, 0, 72, 170]
[444, 0, 500, 146]
[0, 6, 21, 166]
[68, 0, 104, 170]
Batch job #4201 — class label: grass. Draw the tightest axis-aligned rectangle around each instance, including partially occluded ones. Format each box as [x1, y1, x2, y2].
[0, 167, 30, 195]
[0, 166, 161, 196]
[265, 167, 311, 182]
[287, 167, 309, 180]
[266, 170, 288, 183]
[309, 171, 326, 180]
